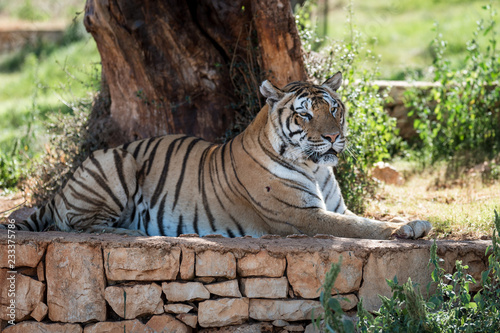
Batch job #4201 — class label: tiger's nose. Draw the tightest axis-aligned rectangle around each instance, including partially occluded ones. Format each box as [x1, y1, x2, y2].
[322, 133, 339, 143]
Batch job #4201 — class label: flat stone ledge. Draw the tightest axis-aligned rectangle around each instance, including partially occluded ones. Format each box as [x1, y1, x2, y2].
[0, 230, 491, 259]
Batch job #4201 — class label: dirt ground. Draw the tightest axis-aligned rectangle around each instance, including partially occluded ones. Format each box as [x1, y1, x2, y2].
[365, 164, 500, 241]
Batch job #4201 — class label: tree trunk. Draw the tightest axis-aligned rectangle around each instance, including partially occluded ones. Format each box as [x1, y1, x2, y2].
[84, 0, 307, 146]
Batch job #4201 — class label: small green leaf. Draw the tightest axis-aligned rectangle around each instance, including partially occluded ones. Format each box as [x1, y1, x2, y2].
[343, 318, 355, 333]
[328, 298, 343, 313]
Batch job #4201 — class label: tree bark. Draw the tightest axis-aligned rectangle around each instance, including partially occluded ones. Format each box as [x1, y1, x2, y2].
[84, 0, 307, 146]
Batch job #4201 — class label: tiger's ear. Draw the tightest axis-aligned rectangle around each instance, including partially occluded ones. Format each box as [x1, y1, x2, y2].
[322, 71, 342, 92]
[260, 80, 284, 107]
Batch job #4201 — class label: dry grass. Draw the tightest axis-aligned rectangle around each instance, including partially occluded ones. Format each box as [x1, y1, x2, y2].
[365, 162, 500, 240]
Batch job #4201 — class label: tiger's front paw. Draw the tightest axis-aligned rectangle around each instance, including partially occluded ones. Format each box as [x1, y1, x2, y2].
[393, 220, 432, 239]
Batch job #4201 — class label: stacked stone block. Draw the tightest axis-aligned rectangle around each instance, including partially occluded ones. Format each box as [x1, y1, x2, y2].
[0, 231, 491, 332]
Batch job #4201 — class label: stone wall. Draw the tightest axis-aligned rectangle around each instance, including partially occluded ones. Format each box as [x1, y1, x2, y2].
[0, 231, 491, 332]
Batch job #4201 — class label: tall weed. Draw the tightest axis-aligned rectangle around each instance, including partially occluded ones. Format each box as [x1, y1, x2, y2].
[312, 257, 356, 333]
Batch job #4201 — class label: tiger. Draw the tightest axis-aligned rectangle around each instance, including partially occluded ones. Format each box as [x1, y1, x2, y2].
[2, 72, 431, 239]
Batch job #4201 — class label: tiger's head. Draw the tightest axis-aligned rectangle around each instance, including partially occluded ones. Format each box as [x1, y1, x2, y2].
[260, 72, 346, 167]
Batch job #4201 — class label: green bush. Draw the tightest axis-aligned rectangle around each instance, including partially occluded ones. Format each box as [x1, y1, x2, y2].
[26, 101, 99, 205]
[405, 4, 500, 166]
[297, 1, 402, 213]
[0, 151, 23, 189]
[356, 210, 500, 332]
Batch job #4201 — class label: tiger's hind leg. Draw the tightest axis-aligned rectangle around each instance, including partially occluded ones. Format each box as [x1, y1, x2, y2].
[36, 147, 142, 234]
[0, 196, 62, 232]
[0, 205, 49, 232]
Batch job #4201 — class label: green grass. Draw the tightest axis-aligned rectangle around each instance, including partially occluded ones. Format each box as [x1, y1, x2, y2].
[0, 23, 100, 188]
[0, 0, 85, 22]
[0, 37, 100, 151]
[315, 0, 498, 79]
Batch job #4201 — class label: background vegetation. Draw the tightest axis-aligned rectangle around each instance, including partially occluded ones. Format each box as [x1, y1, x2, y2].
[0, 0, 84, 22]
[311, 0, 497, 80]
[0, 1, 100, 190]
